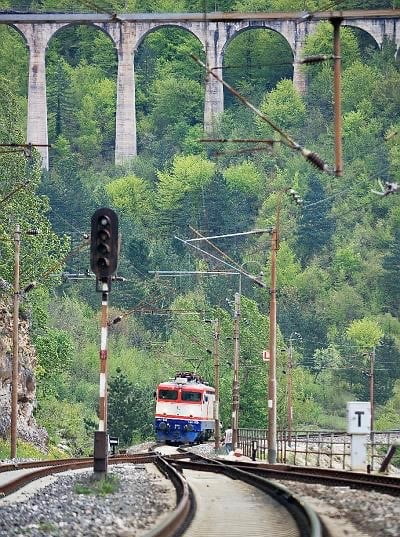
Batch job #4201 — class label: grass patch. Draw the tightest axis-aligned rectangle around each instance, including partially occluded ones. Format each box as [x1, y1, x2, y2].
[74, 474, 120, 496]
[0, 438, 69, 461]
[0, 438, 45, 460]
[38, 521, 58, 533]
[0, 439, 69, 460]
[316, 414, 347, 430]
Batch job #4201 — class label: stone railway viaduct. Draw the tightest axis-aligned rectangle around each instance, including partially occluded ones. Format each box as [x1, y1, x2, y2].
[0, 9, 399, 168]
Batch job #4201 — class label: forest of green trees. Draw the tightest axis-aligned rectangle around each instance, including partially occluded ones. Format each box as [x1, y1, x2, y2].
[0, 0, 400, 454]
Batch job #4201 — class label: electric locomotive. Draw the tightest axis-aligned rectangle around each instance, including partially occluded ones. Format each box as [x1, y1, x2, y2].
[154, 372, 215, 444]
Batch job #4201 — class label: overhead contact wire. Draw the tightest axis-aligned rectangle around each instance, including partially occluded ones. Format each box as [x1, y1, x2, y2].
[191, 54, 332, 174]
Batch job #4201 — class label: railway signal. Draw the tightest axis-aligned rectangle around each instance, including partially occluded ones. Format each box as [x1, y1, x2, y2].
[90, 208, 119, 284]
[90, 208, 119, 476]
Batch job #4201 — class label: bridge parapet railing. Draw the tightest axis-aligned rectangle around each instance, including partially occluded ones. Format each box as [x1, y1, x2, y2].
[0, 6, 97, 13]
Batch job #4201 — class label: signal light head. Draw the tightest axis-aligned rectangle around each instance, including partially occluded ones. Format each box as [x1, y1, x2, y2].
[98, 229, 110, 241]
[90, 208, 119, 280]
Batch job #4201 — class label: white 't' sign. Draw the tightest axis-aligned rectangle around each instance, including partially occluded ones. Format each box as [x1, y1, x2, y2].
[346, 402, 371, 434]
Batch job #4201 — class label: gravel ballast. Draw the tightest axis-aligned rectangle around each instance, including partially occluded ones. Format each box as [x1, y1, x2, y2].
[188, 443, 400, 537]
[0, 463, 175, 537]
[271, 479, 400, 537]
[1, 443, 399, 537]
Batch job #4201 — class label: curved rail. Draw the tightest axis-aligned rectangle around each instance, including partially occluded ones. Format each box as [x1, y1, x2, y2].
[176, 450, 400, 496]
[0, 452, 153, 473]
[0, 455, 156, 496]
[170, 454, 325, 537]
[218, 460, 400, 496]
[146, 455, 194, 537]
[0, 454, 195, 537]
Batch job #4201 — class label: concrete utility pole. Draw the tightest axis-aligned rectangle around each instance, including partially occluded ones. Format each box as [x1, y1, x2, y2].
[370, 347, 375, 435]
[268, 228, 278, 464]
[287, 332, 301, 447]
[11, 225, 20, 459]
[287, 342, 293, 447]
[331, 16, 343, 176]
[231, 292, 241, 450]
[9, 226, 38, 459]
[212, 318, 221, 450]
[266, 189, 302, 463]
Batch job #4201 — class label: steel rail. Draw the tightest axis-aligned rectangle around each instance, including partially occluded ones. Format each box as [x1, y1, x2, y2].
[146, 455, 194, 537]
[172, 453, 325, 537]
[0, 453, 154, 473]
[0, 455, 157, 496]
[173, 452, 400, 496]
[0, 454, 194, 537]
[0, 453, 195, 537]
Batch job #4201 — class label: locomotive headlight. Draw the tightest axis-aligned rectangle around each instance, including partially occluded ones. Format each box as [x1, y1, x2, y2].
[185, 424, 194, 432]
[159, 422, 167, 430]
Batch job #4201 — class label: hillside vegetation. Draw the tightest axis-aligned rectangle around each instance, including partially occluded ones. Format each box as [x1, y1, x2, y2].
[0, 0, 399, 454]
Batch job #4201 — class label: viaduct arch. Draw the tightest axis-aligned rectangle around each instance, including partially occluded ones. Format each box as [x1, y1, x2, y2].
[0, 9, 398, 168]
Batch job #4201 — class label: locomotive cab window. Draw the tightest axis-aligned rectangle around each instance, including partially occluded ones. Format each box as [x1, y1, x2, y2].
[159, 389, 178, 400]
[181, 391, 202, 402]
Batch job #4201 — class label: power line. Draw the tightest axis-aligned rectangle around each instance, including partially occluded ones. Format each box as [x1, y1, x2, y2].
[191, 54, 333, 175]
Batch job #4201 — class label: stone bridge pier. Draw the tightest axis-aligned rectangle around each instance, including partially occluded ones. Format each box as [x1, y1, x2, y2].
[6, 10, 399, 168]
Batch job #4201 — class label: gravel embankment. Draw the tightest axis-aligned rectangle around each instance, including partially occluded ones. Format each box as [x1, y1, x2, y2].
[0, 463, 175, 537]
[271, 479, 400, 537]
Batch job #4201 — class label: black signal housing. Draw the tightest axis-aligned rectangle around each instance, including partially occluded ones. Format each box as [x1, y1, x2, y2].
[90, 208, 119, 280]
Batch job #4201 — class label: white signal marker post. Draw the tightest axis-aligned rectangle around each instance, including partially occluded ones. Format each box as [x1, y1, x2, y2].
[347, 402, 371, 471]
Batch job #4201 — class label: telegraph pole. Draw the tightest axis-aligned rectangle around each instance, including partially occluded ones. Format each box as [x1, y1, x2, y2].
[10, 225, 20, 459]
[212, 318, 221, 450]
[268, 228, 278, 463]
[370, 347, 375, 435]
[231, 292, 240, 450]
[331, 16, 343, 176]
[287, 340, 293, 447]
[8, 226, 39, 459]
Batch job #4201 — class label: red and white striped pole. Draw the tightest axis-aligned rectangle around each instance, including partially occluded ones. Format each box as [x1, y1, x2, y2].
[94, 279, 110, 475]
[99, 281, 109, 432]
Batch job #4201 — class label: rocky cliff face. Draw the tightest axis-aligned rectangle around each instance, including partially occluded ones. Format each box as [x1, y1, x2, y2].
[0, 299, 48, 450]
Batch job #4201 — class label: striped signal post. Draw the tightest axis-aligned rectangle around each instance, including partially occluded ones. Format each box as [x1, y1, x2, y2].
[94, 279, 110, 475]
[90, 208, 119, 476]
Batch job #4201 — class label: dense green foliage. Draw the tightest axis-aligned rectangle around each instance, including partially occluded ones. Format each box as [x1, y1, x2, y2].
[0, 1, 399, 454]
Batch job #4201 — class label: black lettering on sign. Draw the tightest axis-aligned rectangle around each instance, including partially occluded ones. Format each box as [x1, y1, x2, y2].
[355, 410, 364, 427]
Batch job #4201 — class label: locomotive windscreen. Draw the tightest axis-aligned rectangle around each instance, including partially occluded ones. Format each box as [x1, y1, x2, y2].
[159, 389, 178, 400]
[181, 391, 202, 402]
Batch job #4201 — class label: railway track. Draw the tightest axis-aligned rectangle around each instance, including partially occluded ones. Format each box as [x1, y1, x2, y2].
[0, 451, 330, 537]
[171, 449, 400, 496]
